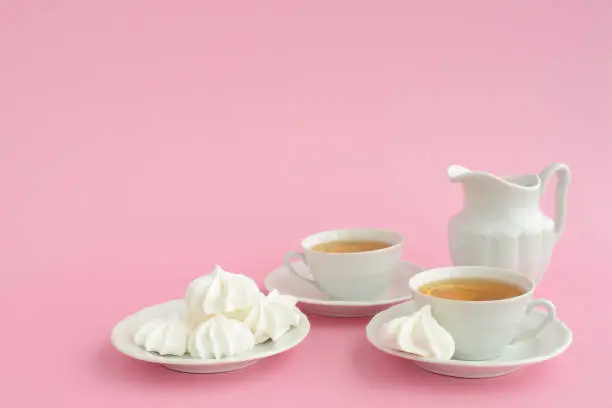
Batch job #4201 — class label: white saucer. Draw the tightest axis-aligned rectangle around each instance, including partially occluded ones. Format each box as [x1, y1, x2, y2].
[366, 301, 572, 378]
[263, 260, 422, 317]
[111, 299, 311, 374]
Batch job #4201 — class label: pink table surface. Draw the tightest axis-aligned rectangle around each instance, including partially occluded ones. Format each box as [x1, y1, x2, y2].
[1, 0, 611, 406]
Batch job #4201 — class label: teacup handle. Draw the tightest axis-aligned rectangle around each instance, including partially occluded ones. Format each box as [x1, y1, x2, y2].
[284, 251, 323, 291]
[512, 299, 557, 344]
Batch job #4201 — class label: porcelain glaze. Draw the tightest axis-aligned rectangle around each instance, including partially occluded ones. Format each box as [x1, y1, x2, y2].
[366, 301, 573, 379]
[111, 300, 311, 374]
[447, 163, 571, 283]
[264, 260, 422, 317]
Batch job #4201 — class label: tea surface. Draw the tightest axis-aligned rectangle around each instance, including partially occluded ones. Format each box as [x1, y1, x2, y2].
[311, 240, 391, 253]
[419, 277, 525, 301]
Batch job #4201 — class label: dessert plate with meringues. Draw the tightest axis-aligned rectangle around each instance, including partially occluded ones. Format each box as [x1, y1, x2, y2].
[366, 266, 573, 378]
[264, 228, 423, 317]
[111, 265, 310, 374]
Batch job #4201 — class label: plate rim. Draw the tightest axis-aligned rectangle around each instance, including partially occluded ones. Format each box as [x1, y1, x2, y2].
[365, 301, 573, 368]
[111, 299, 311, 366]
[263, 259, 422, 307]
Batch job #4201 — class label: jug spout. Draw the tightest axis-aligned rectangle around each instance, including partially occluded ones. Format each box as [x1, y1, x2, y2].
[447, 165, 489, 183]
[448, 164, 523, 187]
[447, 164, 542, 210]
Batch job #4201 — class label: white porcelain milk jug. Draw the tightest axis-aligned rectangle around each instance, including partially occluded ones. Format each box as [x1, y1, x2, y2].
[447, 163, 571, 284]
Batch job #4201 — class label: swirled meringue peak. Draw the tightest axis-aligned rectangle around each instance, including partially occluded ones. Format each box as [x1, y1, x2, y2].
[188, 315, 255, 359]
[185, 265, 261, 316]
[380, 304, 455, 360]
[133, 315, 189, 356]
[243, 290, 301, 344]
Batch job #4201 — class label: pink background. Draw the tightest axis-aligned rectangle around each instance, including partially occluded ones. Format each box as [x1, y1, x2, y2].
[1, 0, 611, 406]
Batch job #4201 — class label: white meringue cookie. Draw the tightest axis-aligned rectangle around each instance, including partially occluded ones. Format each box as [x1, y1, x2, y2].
[381, 304, 455, 360]
[188, 315, 255, 359]
[185, 265, 261, 316]
[243, 290, 301, 344]
[184, 310, 213, 331]
[133, 315, 189, 356]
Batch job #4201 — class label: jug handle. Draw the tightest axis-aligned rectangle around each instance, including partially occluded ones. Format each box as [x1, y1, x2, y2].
[539, 163, 571, 241]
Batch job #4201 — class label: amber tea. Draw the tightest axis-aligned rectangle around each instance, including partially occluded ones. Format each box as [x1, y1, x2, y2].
[311, 240, 392, 253]
[419, 277, 525, 301]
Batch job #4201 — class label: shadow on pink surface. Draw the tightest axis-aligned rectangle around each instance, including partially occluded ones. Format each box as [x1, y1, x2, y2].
[350, 334, 568, 390]
[94, 342, 302, 388]
[97, 310, 568, 395]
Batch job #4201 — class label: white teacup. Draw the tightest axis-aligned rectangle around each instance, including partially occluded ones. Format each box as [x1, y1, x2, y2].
[409, 266, 556, 361]
[284, 229, 404, 300]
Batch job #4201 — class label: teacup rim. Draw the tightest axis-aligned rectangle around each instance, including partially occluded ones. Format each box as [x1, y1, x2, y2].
[408, 265, 536, 305]
[299, 228, 405, 256]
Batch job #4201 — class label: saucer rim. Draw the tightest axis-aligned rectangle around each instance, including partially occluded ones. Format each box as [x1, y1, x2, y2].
[111, 299, 311, 366]
[263, 259, 422, 307]
[366, 301, 573, 368]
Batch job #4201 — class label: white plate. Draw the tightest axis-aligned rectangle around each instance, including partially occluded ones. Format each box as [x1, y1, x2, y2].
[111, 299, 311, 374]
[366, 301, 573, 378]
[263, 260, 422, 317]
